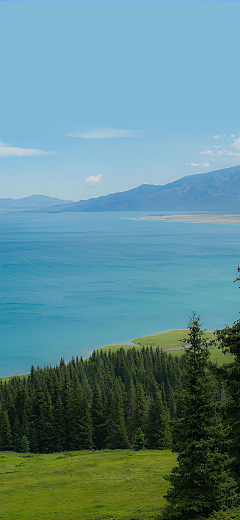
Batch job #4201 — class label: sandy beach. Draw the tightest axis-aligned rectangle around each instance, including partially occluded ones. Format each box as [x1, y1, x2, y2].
[137, 214, 240, 224]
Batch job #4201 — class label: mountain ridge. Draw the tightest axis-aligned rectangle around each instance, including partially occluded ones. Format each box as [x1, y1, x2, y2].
[51, 165, 240, 212]
[1, 166, 239, 212]
[0, 194, 74, 210]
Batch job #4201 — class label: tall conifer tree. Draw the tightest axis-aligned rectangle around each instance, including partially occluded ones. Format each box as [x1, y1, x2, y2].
[106, 383, 129, 449]
[146, 390, 166, 449]
[162, 313, 237, 520]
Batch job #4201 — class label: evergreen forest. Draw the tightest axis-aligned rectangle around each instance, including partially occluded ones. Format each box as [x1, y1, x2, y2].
[0, 345, 183, 454]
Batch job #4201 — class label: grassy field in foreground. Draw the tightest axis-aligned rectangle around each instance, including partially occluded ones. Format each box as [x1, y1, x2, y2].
[0, 450, 176, 520]
[103, 330, 233, 366]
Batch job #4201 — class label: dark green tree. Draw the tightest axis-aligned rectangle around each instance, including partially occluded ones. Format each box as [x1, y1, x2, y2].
[38, 388, 54, 453]
[29, 428, 39, 454]
[213, 267, 240, 487]
[0, 408, 12, 450]
[215, 322, 240, 484]
[66, 379, 92, 451]
[133, 427, 145, 450]
[146, 390, 166, 449]
[13, 416, 22, 452]
[132, 381, 147, 435]
[162, 313, 237, 520]
[53, 395, 66, 452]
[106, 383, 129, 449]
[20, 435, 30, 453]
[91, 384, 106, 450]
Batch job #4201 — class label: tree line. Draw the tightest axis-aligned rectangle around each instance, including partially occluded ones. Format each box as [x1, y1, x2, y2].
[0, 345, 185, 453]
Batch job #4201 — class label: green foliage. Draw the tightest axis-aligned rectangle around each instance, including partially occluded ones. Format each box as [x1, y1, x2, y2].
[215, 318, 240, 485]
[0, 346, 186, 453]
[20, 435, 30, 453]
[133, 427, 145, 450]
[146, 391, 168, 450]
[208, 507, 240, 519]
[162, 313, 238, 520]
[0, 407, 12, 450]
[106, 383, 130, 449]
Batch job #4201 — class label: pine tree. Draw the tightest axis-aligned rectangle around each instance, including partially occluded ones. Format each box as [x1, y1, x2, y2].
[146, 390, 167, 449]
[91, 384, 106, 450]
[0, 408, 12, 450]
[106, 383, 129, 449]
[215, 318, 240, 486]
[214, 268, 240, 487]
[29, 428, 39, 453]
[162, 313, 237, 520]
[13, 416, 22, 452]
[66, 379, 92, 451]
[132, 381, 147, 435]
[53, 395, 66, 452]
[126, 378, 136, 443]
[133, 427, 145, 450]
[20, 435, 30, 453]
[38, 388, 54, 453]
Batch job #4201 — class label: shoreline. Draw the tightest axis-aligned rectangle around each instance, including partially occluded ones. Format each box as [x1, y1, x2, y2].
[136, 213, 240, 224]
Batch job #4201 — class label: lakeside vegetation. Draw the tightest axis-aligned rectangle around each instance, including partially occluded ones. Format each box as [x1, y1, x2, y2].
[0, 345, 185, 453]
[1, 269, 240, 519]
[100, 329, 233, 366]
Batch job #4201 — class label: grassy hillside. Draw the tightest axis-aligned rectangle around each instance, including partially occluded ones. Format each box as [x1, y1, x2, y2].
[103, 330, 233, 366]
[0, 374, 27, 384]
[0, 449, 176, 520]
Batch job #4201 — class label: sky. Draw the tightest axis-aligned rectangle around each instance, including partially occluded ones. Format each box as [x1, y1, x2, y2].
[0, 0, 239, 201]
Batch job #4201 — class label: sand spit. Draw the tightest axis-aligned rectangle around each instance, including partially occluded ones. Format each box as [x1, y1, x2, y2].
[136, 214, 240, 224]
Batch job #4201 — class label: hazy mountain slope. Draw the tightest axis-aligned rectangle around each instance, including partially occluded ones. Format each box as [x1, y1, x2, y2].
[52, 165, 240, 212]
[0, 195, 74, 210]
[1, 166, 239, 212]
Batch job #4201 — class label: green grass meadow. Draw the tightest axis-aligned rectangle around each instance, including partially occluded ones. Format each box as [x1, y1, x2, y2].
[103, 330, 233, 366]
[0, 449, 176, 520]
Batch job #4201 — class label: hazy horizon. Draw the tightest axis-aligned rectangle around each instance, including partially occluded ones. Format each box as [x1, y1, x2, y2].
[1, 164, 239, 204]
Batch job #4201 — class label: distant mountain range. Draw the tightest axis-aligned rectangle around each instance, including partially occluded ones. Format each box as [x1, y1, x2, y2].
[1, 166, 239, 212]
[0, 194, 74, 210]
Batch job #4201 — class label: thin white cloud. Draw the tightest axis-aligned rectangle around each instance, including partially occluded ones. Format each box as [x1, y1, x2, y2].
[217, 150, 223, 156]
[227, 152, 240, 157]
[186, 163, 189, 165]
[213, 146, 222, 149]
[65, 128, 142, 139]
[191, 162, 199, 166]
[0, 142, 54, 157]
[200, 150, 213, 155]
[231, 137, 240, 150]
[202, 163, 210, 167]
[230, 134, 236, 138]
[213, 135, 220, 139]
[85, 174, 103, 186]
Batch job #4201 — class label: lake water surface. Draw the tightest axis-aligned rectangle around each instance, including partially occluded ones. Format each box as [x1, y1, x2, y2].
[0, 211, 239, 377]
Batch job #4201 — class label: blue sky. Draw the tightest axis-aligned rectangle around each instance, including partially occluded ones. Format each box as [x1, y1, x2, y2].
[0, 0, 239, 201]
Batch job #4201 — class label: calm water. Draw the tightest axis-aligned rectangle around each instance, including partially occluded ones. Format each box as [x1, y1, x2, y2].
[0, 211, 239, 377]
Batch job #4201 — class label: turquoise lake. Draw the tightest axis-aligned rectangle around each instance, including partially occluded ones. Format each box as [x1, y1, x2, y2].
[0, 211, 239, 377]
